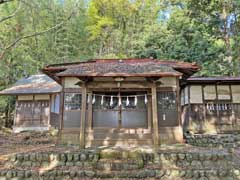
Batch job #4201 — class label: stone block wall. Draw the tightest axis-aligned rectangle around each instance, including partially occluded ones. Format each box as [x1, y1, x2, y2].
[1, 149, 240, 179]
[185, 133, 240, 148]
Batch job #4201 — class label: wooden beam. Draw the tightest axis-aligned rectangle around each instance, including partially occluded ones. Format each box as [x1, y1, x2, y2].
[64, 88, 82, 93]
[88, 88, 149, 92]
[87, 81, 153, 89]
[77, 77, 93, 83]
[156, 87, 177, 91]
[145, 77, 162, 83]
[80, 84, 87, 148]
[151, 83, 159, 148]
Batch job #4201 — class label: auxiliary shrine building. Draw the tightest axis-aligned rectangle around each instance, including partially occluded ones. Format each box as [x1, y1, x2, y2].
[1, 58, 240, 148]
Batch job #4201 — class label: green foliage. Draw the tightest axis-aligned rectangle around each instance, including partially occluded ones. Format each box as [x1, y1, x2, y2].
[0, 0, 240, 126]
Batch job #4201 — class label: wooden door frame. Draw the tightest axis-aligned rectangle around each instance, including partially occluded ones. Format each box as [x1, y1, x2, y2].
[89, 88, 152, 131]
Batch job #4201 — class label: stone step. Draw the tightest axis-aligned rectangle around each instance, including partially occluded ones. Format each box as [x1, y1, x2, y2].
[88, 128, 151, 134]
[87, 139, 153, 147]
[88, 133, 153, 139]
[95, 160, 143, 170]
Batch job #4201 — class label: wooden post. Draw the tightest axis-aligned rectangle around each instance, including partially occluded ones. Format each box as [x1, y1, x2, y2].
[14, 97, 18, 126]
[59, 92, 64, 129]
[215, 84, 219, 123]
[80, 83, 87, 148]
[151, 83, 159, 148]
[87, 91, 93, 131]
[147, 90, 152, 131]
[202, 85, 207, 132]
[32, 95, 35, 126]
[59, 78, 65, 130]
[187, 85, 192, 128]
[229, 85, 235, 128]
[176, 77, 181, 126]
[48, 95, 52, 128]
[118, 91, 122, 129]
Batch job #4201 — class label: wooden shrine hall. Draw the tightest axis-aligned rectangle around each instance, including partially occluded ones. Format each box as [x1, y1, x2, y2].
[1, 58, 240, 148]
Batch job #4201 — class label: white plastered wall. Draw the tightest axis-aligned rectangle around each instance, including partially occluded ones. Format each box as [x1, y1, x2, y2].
[217, 85, 230, 100]
[190, 85, 203, 103]
[203, 85, 216, 100]
[231, 85, 240, 103]
[158, 77, 177, 87]
[64, 77, 81, 88]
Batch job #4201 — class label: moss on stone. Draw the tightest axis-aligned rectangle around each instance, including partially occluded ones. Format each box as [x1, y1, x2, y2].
[99, 150, 122, 159]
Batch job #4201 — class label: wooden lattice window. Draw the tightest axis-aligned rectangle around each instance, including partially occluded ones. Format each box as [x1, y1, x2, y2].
[64, 93, 82, 110]
[157, 91, 178, 127]
[157, 91, 177, 110]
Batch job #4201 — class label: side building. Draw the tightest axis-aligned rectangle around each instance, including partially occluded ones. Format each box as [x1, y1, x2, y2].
[181, 76, 240, 134]
[0, 74, 62, 132]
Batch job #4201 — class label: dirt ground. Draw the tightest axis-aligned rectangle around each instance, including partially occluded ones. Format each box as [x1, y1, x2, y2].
[0, 129, 61, 168]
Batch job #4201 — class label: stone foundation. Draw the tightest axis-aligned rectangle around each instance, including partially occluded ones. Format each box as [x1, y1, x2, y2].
[1, 148, 240, 179]
[185, 133, 240, 148]
[13, 126, 50, 133]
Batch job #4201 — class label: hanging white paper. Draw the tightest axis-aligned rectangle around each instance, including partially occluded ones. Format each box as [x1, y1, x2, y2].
[126, 96, 130, 106]
[87, 94, 90, 103]
[210, 104, 213, 110]
[92, 94, 96, 104]
[134, 96, 137, 106]
[110, 96, 113, 106]
[224, 104, 227, 110]
[144, 94, 148, 104]
[101, 95, 104, 105]
[118, 96, 122, 106]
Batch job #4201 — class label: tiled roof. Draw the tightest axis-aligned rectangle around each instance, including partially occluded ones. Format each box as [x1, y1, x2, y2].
[43, 59, 200, 78]
[0, 74, 62, 95]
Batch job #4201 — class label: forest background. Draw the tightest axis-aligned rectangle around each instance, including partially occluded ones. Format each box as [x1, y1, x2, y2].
[0, 0, 240, 126]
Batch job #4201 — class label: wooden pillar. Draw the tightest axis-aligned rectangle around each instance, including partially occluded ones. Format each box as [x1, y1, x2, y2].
[80, 83, 87, 148]
[202, 85, 206, 123]
[32, 95, 35, 126]
[215, 84, 220, 123]
[147, 91, 152, 131]
[229, 85, 235, 128]
[59, 78, 65, 130]
[151, 83, 159, 148]
[187, 85, 192, 128]
[14, 98, 18, 126]
[87, 91, 93, 131]
[48, 95, 52, 127]
[118, 91, 122, 128]
[176, 77, 181, 126]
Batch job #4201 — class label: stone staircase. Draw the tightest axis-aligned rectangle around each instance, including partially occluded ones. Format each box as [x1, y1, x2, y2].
[1, 148, 240, 179]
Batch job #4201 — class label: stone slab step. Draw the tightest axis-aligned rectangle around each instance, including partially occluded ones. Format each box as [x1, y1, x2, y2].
[86, 139, 153, 147]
